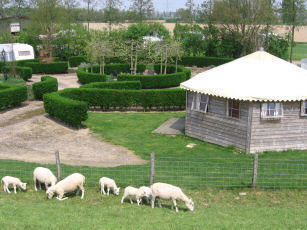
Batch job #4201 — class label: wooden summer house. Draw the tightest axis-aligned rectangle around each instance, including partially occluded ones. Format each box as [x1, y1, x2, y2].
[180, 51, 307, 153]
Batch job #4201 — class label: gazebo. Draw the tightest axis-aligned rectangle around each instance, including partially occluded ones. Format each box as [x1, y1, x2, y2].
[180, 51, 307, 153]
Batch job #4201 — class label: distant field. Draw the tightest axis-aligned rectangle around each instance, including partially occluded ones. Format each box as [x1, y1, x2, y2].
[291, 42, 307, 61]
[0, 188, 306, 230]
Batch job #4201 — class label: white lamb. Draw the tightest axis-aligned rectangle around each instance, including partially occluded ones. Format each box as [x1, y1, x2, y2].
[121, 186, 147, 205]
[99, 177, 120, 196]
[1, 176, 27, 194]
[33, 167, 57, 191]
[138, 186, 152, 204]
[46, 173, 85, 201]
[151, 182, 194, 212]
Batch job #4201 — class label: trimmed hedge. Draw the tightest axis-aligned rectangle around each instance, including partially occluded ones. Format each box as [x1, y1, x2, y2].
[32, 76, 58, 100]
[89, 64, 146, 75]
[68, 56, 87, 67]
[16, 66, 32, 81]
[76, 68, 107, 84]
[43, 88, 185, 126]
[118, 65, 190, 89]
[24, 62, 68, 74]
[178, 56, 233, 67]
[80, 81, 142, 90]
[0, 84, 28, 110]
[44, 92, 88, 127]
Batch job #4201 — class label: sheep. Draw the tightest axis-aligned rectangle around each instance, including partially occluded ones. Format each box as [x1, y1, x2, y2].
[1, 176, 27, 194]
[99, 177, 120, 196]
[121, 186, 147, 205]
[46, 173, 85, 201]
[33, 167, 57, 191]
[151, 182, 194, 212]
[138, 186, 152, 204]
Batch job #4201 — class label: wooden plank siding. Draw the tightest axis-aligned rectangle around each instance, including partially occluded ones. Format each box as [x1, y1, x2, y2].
[185, 92, 249, 150]
[249, 102, 307, 153]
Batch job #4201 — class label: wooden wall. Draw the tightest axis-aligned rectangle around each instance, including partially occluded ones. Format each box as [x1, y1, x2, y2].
[249, 102, 307, 153]
[185, 92, 249, 150]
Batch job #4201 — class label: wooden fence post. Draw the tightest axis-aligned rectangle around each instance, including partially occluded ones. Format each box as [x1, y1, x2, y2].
[150, 152, 155, 185]
[252, 153, 258, 188]
[55, 150, 61, 181]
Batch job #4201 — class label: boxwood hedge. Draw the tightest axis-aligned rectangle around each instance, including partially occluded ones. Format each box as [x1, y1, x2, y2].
[16, 66, 32, 81]
[32, 76, 58, 100]
[24, 62, 68, 74]
[0, 84, 28, 110]
[178, 56, 233, 67]
[76, 68, 107, 84]
[68, 56, 87, 67]
[80, 81, 141, 90]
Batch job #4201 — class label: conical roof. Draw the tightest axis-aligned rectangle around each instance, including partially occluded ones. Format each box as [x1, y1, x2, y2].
[180, 51, 307, 101]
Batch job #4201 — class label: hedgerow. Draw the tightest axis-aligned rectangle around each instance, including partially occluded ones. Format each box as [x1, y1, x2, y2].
[32, 76, 58, 100]
[0, 84, 28, 110]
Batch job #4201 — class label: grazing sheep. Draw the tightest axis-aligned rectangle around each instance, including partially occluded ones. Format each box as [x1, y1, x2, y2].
[99, 177, 120, 196]
[121, 186, 147, 205]
[46, 173, 85, 201]
[138, 186, 152, 204]
[33, 167, 57, 191]
[151, 182, 194, 212]
[1, 176, 27, 194]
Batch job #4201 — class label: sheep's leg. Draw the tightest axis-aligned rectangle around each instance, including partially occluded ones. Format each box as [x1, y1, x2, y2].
[80, 186, 85, 199]
[121, 194, 126, 204]
[56, 196, 68, 201]
[34, 177, 37, 191]
[45, 183, 49, 190]
[3, 184, 6, 192]
[107, 187, 110, 196]
[157, 199, 162, 208]
[136, 197, 141, 206]
[129, 197, 133, 204]
[5, 185, 11, 194]
[38, 182, 42, 190]
[101, 184, 106, 195]
[14, 185, 17, 194]
[151, 196, 155, 209]
[100, 184, 103, 194]
[172, 199, 178, 212]
[146, 197, 149, 204]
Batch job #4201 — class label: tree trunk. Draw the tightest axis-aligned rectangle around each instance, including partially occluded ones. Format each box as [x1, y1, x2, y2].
[87, 2, 90, 31]
[160, 54, 163, 74]
[175, 57, 178, 73]
[134, 49, 138, 75]
[131, 42, 133, 73]
[102, 56, 105, 74]
[289, 25, 295, 63]
[164, 49, 168, 74]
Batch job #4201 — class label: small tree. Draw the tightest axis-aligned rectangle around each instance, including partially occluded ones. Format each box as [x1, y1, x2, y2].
[169, 40, 184, 73]
[129, 0, 154, 22]
[94, 40, 113, 74]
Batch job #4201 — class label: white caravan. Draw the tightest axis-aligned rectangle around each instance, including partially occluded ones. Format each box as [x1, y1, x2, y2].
[0, 43, 34, 62]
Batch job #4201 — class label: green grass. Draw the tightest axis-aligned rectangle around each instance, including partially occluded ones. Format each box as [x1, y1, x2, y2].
[290, 42, 307, 61]
[0, 187, 306, 230]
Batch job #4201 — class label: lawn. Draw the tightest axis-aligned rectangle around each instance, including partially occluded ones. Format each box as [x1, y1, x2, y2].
[291, 42, 307, 61]
[0, 187, 306, 230]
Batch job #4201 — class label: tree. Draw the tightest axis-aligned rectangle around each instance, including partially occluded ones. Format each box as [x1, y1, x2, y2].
[83, 0, 96, 31]
[12, 0, 29, 18]
[102, 0, 122, 32]
[185, 0, 195, 24]
[281, 0, 306, 62]
[0, 0, 10, 19]
[129, 0, 154, 22]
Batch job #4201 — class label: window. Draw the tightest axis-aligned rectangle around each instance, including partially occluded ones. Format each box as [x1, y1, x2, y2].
[261, 103, 283, 118]
[301, 101, 307, 116]
[192, 93, 209, 113]
[18, 51, 31, 56]
[228, 100, 240, 118]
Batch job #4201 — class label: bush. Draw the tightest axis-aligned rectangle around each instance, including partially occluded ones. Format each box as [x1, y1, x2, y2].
[32, 76, 58, 100]
[76, 68, 107, 84]
[81, 81, 142, 90]
[0, 84, 28, 110]
[153, 65, 191, 80]
[16, 66, 32, 81]
[178, 56, 233, 67]
[24, 62, 68, 74]
[44, 92, 88, 127]
[90, 64, 146, 75]
[43, 88, 185, 126]
[68, 56, 87, 67]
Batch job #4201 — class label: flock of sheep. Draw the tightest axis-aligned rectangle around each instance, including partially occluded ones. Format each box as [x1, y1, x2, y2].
[1, 166, 194, 212]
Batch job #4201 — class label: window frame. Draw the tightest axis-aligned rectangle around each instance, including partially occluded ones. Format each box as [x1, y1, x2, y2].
[301, 101, 307, 117]
[191, 93, 209, 113]
[227, 99, 240, 119]
[261, 102, 283, 119]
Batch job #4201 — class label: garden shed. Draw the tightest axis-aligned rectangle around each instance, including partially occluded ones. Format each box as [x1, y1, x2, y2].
[180, 51, 307, 153]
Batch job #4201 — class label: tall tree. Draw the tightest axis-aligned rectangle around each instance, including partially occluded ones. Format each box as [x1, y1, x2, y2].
[102, 0, 122, 32]
[0, 0, 10, 19]
[281, 0, 306, 62]
[12, 0, 28, 18]
[185, 0, 195, 24]
[129, 0, 154, 22]
[83, 0, 96, 31]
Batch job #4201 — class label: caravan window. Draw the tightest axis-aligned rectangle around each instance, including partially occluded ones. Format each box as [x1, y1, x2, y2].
[18, 51, 31, 56]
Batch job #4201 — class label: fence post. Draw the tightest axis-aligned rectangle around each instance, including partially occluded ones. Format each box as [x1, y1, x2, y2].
[150, 152, 155, 185]
[252, 153, 258, 188]
[55, 150, 61, 181]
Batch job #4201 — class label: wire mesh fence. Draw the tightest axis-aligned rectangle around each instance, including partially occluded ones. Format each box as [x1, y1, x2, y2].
[0, 155, 306, 190]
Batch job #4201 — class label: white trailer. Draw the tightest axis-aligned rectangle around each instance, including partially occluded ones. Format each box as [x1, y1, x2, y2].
[0, 43, 34, 62]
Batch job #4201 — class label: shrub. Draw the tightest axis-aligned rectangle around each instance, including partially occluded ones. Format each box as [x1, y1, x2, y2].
[68, 56, 87, 67]
[44, 92, 88, 127]
[24, 62, 68, 74]
[43, 88, 185, 126]
[16, 66, 32, 81]
[90, 64, 146, 75]
[0, 84, 28, 110]
[153, 65, 191, 80]
[32, 76, 58, 100]
[178, 56, 233, 67]
[76, 68, 107, 84]
[80, 81, 142, 90]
